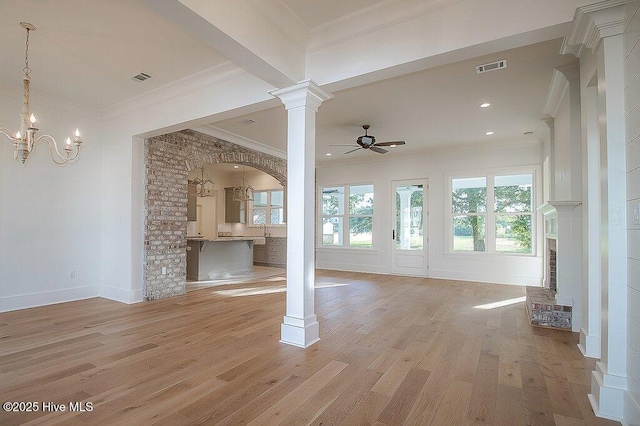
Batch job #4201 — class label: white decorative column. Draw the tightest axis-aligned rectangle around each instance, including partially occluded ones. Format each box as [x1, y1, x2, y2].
[270, 80, 332, 348]
[561, 1, 626, 421]
[580, 84, 602, 359]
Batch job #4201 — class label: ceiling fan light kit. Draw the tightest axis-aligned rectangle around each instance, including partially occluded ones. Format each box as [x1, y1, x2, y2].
[330, 125, 406, 156]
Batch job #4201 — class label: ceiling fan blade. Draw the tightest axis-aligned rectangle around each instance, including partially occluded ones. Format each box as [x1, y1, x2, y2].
[374, 141, 406, 147]
[370, 146, 389, 154]
[330, 144, 359, 147]
[343, 147, 362, 155]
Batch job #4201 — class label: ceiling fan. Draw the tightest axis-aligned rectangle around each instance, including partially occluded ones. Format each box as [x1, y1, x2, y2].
[331, 125, 406, 155]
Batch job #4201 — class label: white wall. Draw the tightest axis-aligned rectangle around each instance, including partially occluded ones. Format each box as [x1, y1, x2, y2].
[624, 1, 640, 423]
[0, 85, 103, 312]
[99, 68, 276, 304]
[316, 141, 544, 286]
[554, 89, 573, 200]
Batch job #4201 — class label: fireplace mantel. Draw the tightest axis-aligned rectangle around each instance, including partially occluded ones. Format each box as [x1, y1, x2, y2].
[538, 201, 582, 216]
[535, 200, 583, 331]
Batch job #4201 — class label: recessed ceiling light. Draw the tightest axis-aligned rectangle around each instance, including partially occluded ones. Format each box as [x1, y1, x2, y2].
[233, 165, 239, 169]
[326, 153, 332, 156]
[485, 131, 494, 135]
[480, 103, 491, 108]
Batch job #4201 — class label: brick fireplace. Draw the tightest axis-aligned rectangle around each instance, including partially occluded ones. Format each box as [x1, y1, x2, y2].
[528, 201, 582, 331]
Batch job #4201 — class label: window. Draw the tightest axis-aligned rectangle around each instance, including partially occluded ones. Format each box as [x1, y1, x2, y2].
[494, 174, 533, 254]
[450, 172, 534, 255]
[249, 189, 284, 226]
[321, 184, 374, 248]
[452, 177, 487, 252]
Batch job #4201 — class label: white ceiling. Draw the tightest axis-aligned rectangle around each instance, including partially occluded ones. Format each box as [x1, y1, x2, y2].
[281, 0, 387, 29]
[0, 0, 228, 109]
[211, 38, 576, 162]
[0, 0, 575, 164]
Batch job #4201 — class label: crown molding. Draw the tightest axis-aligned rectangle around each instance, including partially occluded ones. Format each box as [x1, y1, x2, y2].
[308, 0, 466, 53]
[560, 0, 626, 57]
[543, 69, 570, 117]
[194, 124, 287, 159]
[100, 62, 245, 122]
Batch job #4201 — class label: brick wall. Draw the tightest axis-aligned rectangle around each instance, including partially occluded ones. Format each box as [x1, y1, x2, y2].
[144, 129, 287, 300]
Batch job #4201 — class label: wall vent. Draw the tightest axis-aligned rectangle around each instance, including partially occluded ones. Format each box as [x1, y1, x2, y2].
[239, 119, 256, 126]
[132, 72, 152, 82]
[476, 60, 507, 74]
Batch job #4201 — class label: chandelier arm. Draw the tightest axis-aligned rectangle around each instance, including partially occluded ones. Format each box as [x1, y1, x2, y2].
[34, 134, 80, 165]
[0, 128, 19, 142]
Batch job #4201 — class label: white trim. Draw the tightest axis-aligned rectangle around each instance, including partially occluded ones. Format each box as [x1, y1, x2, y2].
[578, 327, 601, 358]
[195, 125, 286, 159]
[315, 262, 389, 275]
[101, 62, 245, 121]
[0, 286, 100, 313]
[445, 166, 541, 257]
[429, 269, 541, 287]
[99, 284, 144, 304]
[590, 361, 626, 421]
[318, 182, 375, 250]
[543, 69, 570, 117]
[308, 0, 465, 52]
[560, 0, 626, 57]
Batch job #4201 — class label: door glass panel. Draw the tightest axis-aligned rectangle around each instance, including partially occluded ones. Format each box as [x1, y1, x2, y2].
[395, 185, 423, 250]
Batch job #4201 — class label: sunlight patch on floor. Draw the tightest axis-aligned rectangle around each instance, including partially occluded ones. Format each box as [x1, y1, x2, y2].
[213, 285, 287, 297]
[473, 296, 526, 310]
[315, 282, 349, 289]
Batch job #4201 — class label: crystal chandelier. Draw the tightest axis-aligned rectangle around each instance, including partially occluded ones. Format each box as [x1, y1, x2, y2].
[0, 22, 83, 166]
[233, 166, 254, 201]
[193, 167, 215, 197]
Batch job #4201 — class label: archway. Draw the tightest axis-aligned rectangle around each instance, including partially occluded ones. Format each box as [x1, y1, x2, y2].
[143, 129, 286, 300]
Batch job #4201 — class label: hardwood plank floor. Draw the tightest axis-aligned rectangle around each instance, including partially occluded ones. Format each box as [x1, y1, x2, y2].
[0, 271, 619, 425]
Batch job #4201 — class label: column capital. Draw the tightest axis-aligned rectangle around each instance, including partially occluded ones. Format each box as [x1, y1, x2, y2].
[560, 0, 625, 57]
[270, 80, 333, 112]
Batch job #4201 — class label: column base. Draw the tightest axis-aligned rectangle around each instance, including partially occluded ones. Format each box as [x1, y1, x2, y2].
[578, 328, 601, 358]
[280, 315, 320, 348]
[589, 361, 625, 421]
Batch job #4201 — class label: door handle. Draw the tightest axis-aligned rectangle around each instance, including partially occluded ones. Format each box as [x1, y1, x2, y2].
[392, 229, 395, 240]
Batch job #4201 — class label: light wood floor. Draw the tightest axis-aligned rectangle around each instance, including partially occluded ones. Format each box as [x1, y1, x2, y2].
[0, 271, 619, 425]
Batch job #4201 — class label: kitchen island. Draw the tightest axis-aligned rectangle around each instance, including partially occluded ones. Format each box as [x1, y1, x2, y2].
[187, 236, 266, 281]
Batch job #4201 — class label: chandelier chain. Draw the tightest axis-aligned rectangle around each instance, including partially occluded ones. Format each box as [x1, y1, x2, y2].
[24, 28, 31, 77]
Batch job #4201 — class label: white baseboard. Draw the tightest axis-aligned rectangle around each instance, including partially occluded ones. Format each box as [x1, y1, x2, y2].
[99, 284, 144, 304]
[579, 328, 601, 358]
[315, 262, 389, 275]
[590, 362, 626, 421]
[429, 269, 542, 286]
[0, 285, 100, 313]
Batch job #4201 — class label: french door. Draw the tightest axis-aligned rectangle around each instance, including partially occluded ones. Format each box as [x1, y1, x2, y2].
[391, 179, 428, 276]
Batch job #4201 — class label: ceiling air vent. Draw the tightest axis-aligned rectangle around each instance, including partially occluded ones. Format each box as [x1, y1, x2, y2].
[239, 119, 256, 126]
[476, 60, 507, 74]
[131, 72, 152, 82]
